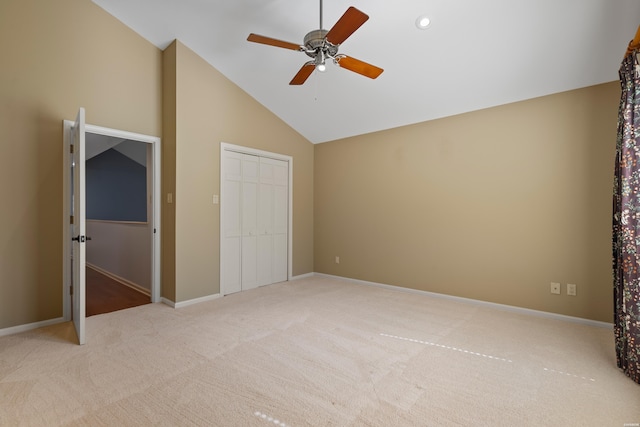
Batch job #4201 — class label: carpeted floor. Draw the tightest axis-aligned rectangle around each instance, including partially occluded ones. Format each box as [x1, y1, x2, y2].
[0, 275, 638, 426]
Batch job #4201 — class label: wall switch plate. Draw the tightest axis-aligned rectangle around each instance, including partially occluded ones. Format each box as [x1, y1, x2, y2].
[550, 282, 561, 295]
[335, 256, 340, 264]
[167, 193, 173, 204]
[213, 195, 219, 204]
[567, 283, 577, 296]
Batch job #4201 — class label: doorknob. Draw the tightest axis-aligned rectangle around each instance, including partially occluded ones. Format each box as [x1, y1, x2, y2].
[71, 235, 92, 242]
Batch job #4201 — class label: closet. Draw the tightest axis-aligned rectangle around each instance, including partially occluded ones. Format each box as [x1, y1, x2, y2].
[221, 146, 290, 295]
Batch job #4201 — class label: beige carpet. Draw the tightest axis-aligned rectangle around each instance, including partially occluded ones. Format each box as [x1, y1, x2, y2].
[1, 275, 638, 426]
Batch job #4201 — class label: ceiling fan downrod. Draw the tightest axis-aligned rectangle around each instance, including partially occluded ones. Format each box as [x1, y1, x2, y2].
[303, 0, 337, 68]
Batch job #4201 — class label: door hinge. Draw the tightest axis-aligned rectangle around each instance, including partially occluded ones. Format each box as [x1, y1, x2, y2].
[70, 215, 74, 225]
[70, 144, 74, 154]
[70, 285, 73, 296]
[154, 228, 157, 234]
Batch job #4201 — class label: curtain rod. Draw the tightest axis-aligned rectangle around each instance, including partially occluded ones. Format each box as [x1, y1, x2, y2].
[625, 25, 640, 58]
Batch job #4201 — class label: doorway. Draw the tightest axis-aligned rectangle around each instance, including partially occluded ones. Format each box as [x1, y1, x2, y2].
[84, 135, 153, 316]
[62, 109, 161, 344]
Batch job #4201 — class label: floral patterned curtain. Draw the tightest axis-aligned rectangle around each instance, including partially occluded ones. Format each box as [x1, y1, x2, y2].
[613, 51, 640, 385]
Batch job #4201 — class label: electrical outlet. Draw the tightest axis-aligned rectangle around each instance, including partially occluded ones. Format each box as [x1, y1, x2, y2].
[335, 256, 340, 264]
[567, 283, 577, 296]
[550, 282, 561, 295]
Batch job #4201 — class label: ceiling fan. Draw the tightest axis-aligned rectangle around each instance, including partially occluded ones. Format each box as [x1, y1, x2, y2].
[247, 0, 383, 85]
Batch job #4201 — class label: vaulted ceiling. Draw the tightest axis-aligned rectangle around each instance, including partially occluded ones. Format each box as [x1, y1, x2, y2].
[92, 0, 640, 143]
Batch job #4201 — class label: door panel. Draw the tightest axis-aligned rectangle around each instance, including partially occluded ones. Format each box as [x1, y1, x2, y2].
[241, 154, 259, 290]
[71, 108, 86, 345]
[257, 234, 272, 286]
[273, 185, 288, 236]
[273, 234, 288, 283]
[272, 159, 288, 283]
[241, 234, 258, 290]
[222, 151, 243, 294]
[222, 182, 241, 294]
[257, 163, 274, 286]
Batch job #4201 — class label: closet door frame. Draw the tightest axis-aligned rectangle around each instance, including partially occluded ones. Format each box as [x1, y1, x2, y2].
[220, 143, 293, 296]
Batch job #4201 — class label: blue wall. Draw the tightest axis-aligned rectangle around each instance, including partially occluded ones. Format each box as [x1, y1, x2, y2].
[86, 148, 147, 222]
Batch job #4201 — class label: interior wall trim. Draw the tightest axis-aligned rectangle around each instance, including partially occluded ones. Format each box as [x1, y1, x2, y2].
[87, 263, 150, 296]
[314, 273, 613, 329]
[161, 293, 221, 309]
[0, 317, 66, 338]
[291, 273, 315, 280]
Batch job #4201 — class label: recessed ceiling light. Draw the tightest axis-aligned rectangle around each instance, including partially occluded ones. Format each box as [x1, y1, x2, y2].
[415, 15, 431, 30]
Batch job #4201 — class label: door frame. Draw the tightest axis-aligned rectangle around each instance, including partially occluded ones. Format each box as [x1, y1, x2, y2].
[219, 142, 293, 296]
[62, 122, 162, 322]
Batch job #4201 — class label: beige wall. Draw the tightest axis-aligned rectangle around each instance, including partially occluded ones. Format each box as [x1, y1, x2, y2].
[0, 0, 162, 329]
[315, 82, 618, 322]
[164, 41, 314, 303]
[161, 42, 178, 302]
[0, 0, 618, 329]
[0, 0, 313, 329]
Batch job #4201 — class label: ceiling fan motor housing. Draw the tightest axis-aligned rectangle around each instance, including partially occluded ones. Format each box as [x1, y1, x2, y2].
[303, 29, 338, 59]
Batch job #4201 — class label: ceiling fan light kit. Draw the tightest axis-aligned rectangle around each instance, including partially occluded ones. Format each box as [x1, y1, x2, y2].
[247, 0, 383, 85]
[314, 51, 327, 72]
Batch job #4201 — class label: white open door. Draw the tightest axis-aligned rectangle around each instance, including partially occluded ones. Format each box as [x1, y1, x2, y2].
[71, 108, 86, 345]
[63, 112, 161, 339]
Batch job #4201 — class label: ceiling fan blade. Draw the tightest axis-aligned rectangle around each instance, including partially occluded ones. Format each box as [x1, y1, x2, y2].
[247, 33, 301, 51]
[290, 62, 315, 85]
[337, 55, 383, 79]
[325, 7, 369, 46]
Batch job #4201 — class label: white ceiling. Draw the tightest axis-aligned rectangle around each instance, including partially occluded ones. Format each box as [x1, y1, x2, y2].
[92, 0, 640, 144]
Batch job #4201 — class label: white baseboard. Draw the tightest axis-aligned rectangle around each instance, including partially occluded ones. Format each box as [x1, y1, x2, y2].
[2, 274, 609, 338]
[291, 272, 315, 281]
[162, 293, 221, 309]
[160, 298, 175, 308]
[87, 263, 150, 296]
[0, 317, 66, 338]
[314, 273, 613, 329]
